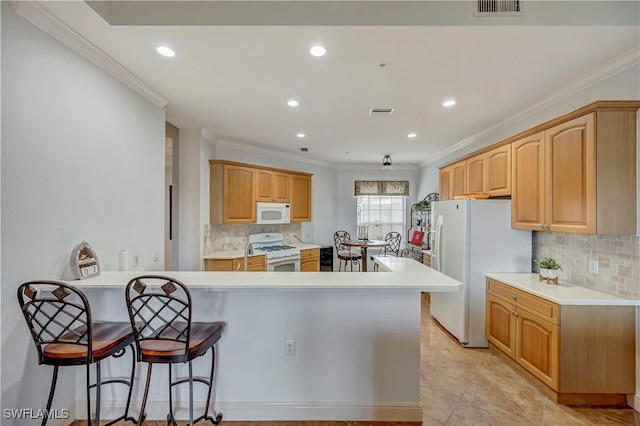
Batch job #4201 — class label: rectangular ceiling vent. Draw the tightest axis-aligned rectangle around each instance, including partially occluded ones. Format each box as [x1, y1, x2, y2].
[300, 147, 309, 152]
[474, 0, 523, 16]
[369, 108, 395, 116]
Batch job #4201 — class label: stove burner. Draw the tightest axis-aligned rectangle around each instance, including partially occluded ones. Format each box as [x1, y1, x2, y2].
[256, 245, 295, 252]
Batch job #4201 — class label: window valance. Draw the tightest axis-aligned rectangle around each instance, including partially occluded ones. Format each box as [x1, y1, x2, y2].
[354, 180, 409, 196]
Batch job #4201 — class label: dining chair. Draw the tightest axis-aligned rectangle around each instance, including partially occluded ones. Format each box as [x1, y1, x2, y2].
[333, 231, 362, 272]
[372, 231, 402, 271]
[125, 275, 224, 426]
[18, 281, 136, 426]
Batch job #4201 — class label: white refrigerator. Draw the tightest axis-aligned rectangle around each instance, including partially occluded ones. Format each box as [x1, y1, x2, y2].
[430, 199, 531, 347]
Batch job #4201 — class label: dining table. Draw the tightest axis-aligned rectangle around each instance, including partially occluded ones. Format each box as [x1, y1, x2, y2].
[342, 239, 390, 272]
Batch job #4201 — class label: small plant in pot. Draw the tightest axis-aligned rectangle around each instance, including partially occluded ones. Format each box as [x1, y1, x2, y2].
[414, 200, 430, 211]
[534, 257, 562, 280]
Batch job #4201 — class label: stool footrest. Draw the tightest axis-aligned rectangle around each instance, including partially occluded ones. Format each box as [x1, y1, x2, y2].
[170, 376, 211, 387]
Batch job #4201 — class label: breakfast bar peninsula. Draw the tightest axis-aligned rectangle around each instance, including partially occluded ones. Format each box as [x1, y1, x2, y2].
[62, 257, 460, 422]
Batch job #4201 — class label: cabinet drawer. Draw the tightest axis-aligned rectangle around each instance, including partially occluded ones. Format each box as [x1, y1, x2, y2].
[300, 248, 319, 259]
[487, 279, 559, 325]
[232, 255, 265, 271]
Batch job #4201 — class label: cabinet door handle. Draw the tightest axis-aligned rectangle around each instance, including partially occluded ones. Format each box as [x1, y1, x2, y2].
[511, 294, 517, 300]
[511, 311, 516, 316]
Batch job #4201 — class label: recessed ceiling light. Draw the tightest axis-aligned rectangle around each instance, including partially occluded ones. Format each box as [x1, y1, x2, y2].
[443, 99, 456, 107]
[156, 46, 175, 57]
[297, 133, 306, 138]
[309, 45, 326, 57]
[287, 100, 299, 107]
[407, 133, 417, 138]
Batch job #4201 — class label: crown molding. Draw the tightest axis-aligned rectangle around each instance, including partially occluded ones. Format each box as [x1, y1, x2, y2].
[10, 1, 168, 108]
[215, 139, 334, 168]
[419, 47, 640, 168]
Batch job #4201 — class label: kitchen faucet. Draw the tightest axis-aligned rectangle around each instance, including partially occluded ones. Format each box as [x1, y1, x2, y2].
[242, 242, 254, 271]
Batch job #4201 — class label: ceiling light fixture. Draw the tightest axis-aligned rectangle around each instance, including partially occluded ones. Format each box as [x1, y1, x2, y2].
[156, 46, 175, 57]
[310, 45, 326, 57]
[287, 100, 299, 107]
[297, 133, 306, 138]
[407, 133, 417, 138]
[442, 99, 456, 107]
[382, 155, 393, 171]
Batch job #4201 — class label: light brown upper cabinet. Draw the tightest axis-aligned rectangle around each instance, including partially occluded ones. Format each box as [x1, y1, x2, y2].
[466, 153, 485, 194]
[451, 161, 466, 197]
[290, 173, 312, 222]
[463, 145, 511, 197]
[439, 160, 466, 200]
[485, 144, 511, 197]
[256, 170, 291, 203]
[210, 163, 256, 224]
[513, 116, 595, 233]
[439, 167, 452, 201]
[512, 109, 637, 234]
[512, 132, 546, 230]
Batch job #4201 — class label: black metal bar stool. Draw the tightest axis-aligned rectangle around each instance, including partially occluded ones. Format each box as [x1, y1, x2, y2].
[372, 231, 402, 271]
[17, 281, 137, 426]
[333, 231, 362, 271]
[125, 275, 224, 426]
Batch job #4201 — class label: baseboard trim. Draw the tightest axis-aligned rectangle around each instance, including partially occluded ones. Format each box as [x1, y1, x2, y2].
[629, 394, 640, 412]
[73, 400, 422, 421]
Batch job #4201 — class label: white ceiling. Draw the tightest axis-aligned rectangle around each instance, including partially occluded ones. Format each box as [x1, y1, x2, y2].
[31, 1, 640, 167]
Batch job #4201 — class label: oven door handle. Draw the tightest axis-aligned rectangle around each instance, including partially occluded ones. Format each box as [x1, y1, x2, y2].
[268, 255, 301, 264]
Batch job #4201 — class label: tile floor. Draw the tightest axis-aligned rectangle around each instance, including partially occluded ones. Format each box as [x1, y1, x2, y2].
[71, 295, 639, 426]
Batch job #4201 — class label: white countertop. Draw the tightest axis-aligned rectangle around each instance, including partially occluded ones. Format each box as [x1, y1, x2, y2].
[421, 249, 431, 256]
[63, 257, 461, 292]
[203, 244, 322, 260]
[486, 273, 639, 306]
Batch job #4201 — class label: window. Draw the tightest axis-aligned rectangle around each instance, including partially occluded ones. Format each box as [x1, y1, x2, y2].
[356, 196, 406, 241]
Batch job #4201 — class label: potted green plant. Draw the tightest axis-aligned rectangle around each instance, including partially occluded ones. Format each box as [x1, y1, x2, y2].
[534, 257, 562, 281]
[414, 200, 430, 211]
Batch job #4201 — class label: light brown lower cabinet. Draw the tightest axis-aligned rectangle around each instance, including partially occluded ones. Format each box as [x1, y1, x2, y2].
[300, 248, 320, 272]
[422, 254, 431, 267]
[486, 278, 635, 405]
[204, 255, 266, 272]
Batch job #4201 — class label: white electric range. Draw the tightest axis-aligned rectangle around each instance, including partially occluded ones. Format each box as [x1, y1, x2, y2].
[249, 232, 301, 271]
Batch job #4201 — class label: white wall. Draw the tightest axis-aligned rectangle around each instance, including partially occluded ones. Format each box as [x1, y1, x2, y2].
[1, 3, 165, 421]
[178, 129, 217, 271]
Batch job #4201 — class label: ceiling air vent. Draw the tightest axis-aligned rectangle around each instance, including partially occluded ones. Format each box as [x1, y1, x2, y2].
[300, 147, 309, 152]
[474, 0, 523, 16]
[369, 108, 394, 116]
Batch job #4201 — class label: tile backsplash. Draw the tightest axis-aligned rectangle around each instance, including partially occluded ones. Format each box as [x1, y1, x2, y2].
[204, 223, 303, 254]
[533, 232, 639, 299]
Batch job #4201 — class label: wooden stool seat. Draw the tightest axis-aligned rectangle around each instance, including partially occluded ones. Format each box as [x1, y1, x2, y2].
[42, 322, 134, 365]
[139, 322, 224, 363]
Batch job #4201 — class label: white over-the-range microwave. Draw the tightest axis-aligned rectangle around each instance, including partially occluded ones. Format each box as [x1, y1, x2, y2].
[256, 202, 290, 224]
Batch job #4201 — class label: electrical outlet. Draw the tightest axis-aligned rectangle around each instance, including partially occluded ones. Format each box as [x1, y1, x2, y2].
[153, 249, 160, 262]
[132, 254, 140, 268]
[589, 260, 598, 274]
[284, 339, 295, 356]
